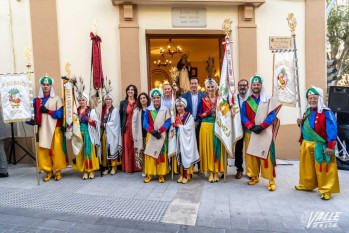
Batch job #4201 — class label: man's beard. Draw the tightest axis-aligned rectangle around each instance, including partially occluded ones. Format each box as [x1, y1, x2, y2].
[239, 89, 246, 95]
[309, 103, 317, 108]
[252, 88, 261, 94]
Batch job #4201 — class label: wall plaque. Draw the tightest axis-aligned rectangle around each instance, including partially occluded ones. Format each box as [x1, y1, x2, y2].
[172, 8, 206, 28]
[269, 36, 293, 50]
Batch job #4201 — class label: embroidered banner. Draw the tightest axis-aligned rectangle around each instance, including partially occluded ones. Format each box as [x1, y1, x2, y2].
[273, 52, 298, 107]
[0, 74, 31, 123]
[215, 40, 243, 156]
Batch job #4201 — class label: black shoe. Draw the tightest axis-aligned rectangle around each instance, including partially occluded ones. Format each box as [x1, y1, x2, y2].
[0, 173, 9, 178]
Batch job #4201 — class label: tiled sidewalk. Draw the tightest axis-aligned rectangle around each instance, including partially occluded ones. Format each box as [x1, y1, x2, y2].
[0, 160, 348, 233]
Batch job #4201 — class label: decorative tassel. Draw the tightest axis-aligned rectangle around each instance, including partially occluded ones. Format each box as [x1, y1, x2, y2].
[89, 160, 93, 169]
[49, 149, 53, 157]
[85, 160, 89, 169]
[319, 163, 322, 172]
[326, 164, 329, 173]
[264, 159, 268, 169]
[183, 170, 188, 179]
[273, 168, 276, 178]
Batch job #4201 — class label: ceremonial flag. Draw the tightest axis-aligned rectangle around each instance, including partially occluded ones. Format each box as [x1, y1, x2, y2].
[0, 74, 31, 123]
[90, 32, 104, 118]
[273, 52, 298, 107]
[215, 39, 243, 156]
[167, 90, 177, 158]
[63, 80, 83, 156]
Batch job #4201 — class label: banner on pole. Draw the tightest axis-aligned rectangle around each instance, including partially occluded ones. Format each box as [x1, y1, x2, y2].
[0, 74, 31, 123]
[215, 39, 243, 157]
[273, 52, 298, 107]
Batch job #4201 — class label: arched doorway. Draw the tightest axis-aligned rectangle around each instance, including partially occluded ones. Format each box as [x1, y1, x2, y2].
[146, 34, 225, 92]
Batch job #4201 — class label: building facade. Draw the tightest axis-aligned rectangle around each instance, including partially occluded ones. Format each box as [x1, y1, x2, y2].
[0, 0, 327, 159]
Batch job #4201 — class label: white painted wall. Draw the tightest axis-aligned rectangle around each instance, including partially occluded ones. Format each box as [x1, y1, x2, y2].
[256, 0, 306, 125]
[0, 0, 33, 137]
[0, 0, 33, 73]
[56, 0, 122, 105]
[138, 5, 239, 93]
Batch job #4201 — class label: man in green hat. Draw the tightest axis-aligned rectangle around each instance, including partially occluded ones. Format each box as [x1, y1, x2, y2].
[295, 86, 340, 200]
[29, 75, 67, 181]
[241, 75, 282, 191]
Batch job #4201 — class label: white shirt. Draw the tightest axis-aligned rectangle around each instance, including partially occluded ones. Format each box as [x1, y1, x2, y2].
[162, 96, 172, 109]
[238, 94, 247, 108]
[191, 92, 198, 119]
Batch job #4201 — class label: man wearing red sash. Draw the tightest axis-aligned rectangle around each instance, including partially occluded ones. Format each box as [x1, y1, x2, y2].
[241, 75, 281, 191]
[30, 75, 67, 181]
[296, 87, 340, 200]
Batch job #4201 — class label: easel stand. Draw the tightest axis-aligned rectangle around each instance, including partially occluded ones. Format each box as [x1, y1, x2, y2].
[8, 122, 35, 164]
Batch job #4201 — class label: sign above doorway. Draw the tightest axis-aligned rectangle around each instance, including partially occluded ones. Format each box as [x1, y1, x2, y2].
[172, 8, 206, 28]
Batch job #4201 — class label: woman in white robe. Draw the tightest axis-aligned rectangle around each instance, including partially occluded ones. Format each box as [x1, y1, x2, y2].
[173, 97, 199, 184]
[101, 93, 121, 175]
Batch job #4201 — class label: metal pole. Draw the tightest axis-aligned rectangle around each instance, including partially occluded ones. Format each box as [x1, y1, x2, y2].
[25, 48, 40, 186]
[293, 35, 302, 117]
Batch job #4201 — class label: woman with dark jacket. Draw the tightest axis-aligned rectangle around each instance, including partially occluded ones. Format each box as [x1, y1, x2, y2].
[119, 85, 138, 173]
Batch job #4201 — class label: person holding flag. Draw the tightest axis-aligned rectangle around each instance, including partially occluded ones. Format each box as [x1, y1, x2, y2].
[28, 75, 68, 182]
[199, 78, 225, 182]
[241, 75, 282, 191]
[295, 87, 340, 200]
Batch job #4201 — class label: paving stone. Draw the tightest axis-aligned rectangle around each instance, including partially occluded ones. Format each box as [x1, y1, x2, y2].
[178, 225, 225, 233]
[136, 221, 180, 232]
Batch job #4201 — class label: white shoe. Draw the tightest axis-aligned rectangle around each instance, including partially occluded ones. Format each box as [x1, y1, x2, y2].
[141, 172, 146, 177]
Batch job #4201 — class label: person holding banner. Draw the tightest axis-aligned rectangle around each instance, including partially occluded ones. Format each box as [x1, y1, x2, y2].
[241, 75, 281, 191]
[101, 93, 121, 175]
[173, 97, 199, 184]
[143, 88, 171, 183]
[73, 92, 100, 180]
[29, 75, 67, 182]
[199, 78, 225, 182]
[295, 87, 340, 200]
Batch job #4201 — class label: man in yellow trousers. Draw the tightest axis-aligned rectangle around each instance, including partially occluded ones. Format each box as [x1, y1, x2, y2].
[29, 75, 67, 181]
[296, 86, 340, 200]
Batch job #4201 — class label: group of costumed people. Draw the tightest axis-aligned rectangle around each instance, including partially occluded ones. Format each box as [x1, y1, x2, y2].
[24, 74, 340, 200]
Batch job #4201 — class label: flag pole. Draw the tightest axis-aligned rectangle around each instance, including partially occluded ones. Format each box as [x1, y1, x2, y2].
[222, 19, 233, 183]
[25, 48, 40, 186]
[287, 13, 301, 118]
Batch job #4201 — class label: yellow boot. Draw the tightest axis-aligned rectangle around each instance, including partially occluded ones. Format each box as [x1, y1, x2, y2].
[88, 172, 95, 179]
[102, 169, 109, 175]
[110, 167, 117, 175]
[248, 176, 259, 185]
[177, 175, 183, 183]
[267, 180, 276, 191]
[55, 171, 62, 181]
[208, 172, 214, 183]
[213, 173, 219, 182]
[159, 176, 165, 183]
[321, 193, 331, 200]
[82, 172, 88, 180]
[181, 170, 188, 184]
[43, 172, 52, 182]
[144, 175, 153, 183]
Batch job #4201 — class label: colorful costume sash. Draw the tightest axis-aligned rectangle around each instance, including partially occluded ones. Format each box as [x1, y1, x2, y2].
[303, 109, 330, 165]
